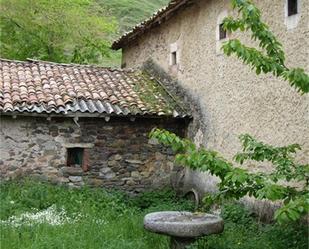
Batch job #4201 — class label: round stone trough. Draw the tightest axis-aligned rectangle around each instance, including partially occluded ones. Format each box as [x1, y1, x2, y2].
[144, 211, 224, 249]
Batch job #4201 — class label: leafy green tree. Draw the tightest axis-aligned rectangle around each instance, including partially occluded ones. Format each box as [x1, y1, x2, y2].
[150, 129, 308, 223]
[0, 0, 116, 64]
[222, 0, 309, 93]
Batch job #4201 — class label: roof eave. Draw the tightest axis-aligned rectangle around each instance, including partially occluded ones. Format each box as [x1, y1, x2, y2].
[0, 111, 191, 119]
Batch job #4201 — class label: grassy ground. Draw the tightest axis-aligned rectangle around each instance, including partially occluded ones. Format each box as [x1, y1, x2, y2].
[0, 180, 307, 249]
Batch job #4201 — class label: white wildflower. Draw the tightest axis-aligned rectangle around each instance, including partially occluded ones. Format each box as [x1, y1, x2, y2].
[93, 218, 108, 226]
[0, 205, 82, 227]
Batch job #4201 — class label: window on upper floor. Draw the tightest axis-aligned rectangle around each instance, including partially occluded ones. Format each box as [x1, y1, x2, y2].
[285, 0, 301, 30]
[171, 51, 177, 65]
[169, 42, 179, 68]
[219, 23, 227, 40]
[288, 0, 298, 16]
[216, 10, 229, 54]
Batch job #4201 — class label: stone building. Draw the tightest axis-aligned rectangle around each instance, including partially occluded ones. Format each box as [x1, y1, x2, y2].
[112, 0, 309, 210]
[0, 59, 190, 193]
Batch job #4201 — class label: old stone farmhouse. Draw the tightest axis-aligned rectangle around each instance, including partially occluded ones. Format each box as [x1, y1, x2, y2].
[0, 59, 190, 193]
[112, 0, 309, 199]
[0, 0, 308, 207]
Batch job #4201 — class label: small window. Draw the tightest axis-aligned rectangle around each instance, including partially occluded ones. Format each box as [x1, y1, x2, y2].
[219, 23, 227, 40]
[67, 148, 84, 166]
[288, 0, 298, 16]
[171, 51, 177, 65]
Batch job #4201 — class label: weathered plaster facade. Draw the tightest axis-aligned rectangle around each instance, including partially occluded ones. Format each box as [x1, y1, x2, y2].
[121, 0, 309, 198]
[0, 115, 187, 193]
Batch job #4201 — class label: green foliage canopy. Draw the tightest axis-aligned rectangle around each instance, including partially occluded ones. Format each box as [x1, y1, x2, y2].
[222, 0, 309, 93]
[150, 129, 309, 223]
[0, 0, 116, 64]
[97, 0, 169, 33]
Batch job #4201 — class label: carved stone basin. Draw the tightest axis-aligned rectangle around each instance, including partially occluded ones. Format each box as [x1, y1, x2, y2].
[144, 211, 224, 249]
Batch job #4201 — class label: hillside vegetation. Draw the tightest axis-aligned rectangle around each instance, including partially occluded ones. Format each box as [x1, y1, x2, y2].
[98, 0, 169, 66]
[0, 0, 168, 66]
[99, 0, 169, 33]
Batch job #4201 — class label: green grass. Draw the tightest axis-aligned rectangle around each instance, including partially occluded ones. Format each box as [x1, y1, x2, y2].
[0, 180, 193, 249]
[0, 180, 307, 249]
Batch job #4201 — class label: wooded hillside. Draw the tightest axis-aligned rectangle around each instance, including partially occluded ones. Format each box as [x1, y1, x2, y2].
[0, 0, 169, 66]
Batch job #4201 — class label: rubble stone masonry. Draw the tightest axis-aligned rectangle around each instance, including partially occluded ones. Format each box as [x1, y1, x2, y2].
[0, 115, 187, 194]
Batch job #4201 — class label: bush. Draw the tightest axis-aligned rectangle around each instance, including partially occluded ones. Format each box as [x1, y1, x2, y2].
[150, 129, 309, 223]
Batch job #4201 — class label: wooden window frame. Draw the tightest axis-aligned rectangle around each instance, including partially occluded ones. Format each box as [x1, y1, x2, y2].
[65, 143, 93, 172]
[67, 147, 84, 166]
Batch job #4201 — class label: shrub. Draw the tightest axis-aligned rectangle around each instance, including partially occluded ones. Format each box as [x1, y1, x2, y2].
[150, 129, 308, 223]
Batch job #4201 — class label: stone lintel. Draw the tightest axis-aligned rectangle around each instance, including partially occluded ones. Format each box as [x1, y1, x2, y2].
[64, 143, 94, 148]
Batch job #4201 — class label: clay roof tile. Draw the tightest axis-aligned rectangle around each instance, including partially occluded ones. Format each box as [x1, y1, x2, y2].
[0, 58, 188, 117]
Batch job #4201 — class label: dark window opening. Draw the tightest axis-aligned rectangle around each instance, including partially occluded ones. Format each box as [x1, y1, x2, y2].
[171, 51, 177, 65]
[288, 0, 298, 16]
[219, 23, 227, 40]
[67, 148, 84, 166]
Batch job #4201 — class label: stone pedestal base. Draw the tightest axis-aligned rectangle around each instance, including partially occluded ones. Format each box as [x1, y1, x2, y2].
[170, 237, 196, 249]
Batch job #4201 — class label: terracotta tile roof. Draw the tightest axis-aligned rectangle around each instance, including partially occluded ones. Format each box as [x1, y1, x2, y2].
[0, 59, 188, 117]
[112, 0, 191, 50]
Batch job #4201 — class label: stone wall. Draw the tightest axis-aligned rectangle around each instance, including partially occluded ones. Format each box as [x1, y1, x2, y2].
[0, 115, 187, 194]
[122, 0, 309, 192]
